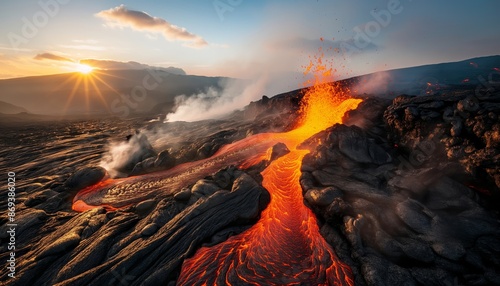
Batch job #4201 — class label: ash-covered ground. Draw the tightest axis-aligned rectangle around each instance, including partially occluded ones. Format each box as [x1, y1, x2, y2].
[1, 87, 499, 285]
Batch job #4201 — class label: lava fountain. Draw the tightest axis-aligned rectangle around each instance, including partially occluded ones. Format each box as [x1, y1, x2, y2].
[177, 59, 362, 284]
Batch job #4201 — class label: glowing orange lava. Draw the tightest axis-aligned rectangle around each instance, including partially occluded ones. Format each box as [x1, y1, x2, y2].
[177, 56, 362, 285]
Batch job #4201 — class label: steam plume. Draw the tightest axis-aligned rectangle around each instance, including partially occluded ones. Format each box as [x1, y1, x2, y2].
[166, 77, 268, 122]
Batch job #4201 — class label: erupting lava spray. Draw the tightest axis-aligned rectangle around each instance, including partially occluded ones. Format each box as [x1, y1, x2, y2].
[178, 53, 362, 285]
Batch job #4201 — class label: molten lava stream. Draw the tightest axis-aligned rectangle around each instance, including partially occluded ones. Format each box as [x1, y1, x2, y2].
[72, 133, 283, 212]
[178, 83, 361, 285]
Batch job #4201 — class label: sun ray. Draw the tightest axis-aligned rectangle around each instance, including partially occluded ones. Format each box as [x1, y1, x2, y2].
[83, 75, 90, 113]
[88, 75, 110, 112]
[91, 72, 124, 95]
[53, 72, 80, 93]
[53, 67, 138, 116]
[63, 75, 83, 115]
[52, 68, 121, 115]
[92, 69, 133, 81]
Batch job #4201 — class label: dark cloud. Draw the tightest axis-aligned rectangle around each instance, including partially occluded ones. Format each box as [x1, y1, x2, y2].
[96, 5, 208, 48]
[34, 53, 73, 62]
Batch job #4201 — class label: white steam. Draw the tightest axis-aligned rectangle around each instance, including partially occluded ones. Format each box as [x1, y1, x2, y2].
[353, 71, 392, 95]
[165, 77, 268, 122]
[99, 132, 155, 178]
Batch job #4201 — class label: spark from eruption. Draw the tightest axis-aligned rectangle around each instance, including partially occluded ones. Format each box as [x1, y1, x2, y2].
[424, 81, 441, 95]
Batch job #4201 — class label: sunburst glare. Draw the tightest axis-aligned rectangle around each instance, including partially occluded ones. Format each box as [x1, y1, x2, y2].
[76, 63, 93, 74]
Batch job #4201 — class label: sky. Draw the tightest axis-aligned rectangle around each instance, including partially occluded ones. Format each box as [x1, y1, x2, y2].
[0, 0, 499, 88]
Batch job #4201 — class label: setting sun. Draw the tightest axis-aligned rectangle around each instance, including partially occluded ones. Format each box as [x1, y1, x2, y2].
[76, 64, 93, 74]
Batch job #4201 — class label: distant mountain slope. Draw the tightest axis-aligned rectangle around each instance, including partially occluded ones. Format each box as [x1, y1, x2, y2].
[351, 55, 500, 96]
[0, 69, 229, 116]
[0, 100, 28, 114]
[79, 60, 187, 75]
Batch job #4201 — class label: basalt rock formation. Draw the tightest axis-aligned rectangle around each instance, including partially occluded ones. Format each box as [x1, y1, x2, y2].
[302, 93, 500, 285]
[2, 167, 270, 285]
[384, 92, 500, 200]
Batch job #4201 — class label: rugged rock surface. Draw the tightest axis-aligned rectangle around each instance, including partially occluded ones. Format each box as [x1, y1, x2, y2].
[64, 166, 107, 191]
[384, 92, 500, 199]
[302, 95, 500, 285]
[0, 167, 269, 285]
[1, 90, 499, 285]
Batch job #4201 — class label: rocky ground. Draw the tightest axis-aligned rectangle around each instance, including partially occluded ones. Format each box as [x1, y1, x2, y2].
[0, 97, 291, 285]
[1, 88, 499, 285]
[302, 92, 500, 285]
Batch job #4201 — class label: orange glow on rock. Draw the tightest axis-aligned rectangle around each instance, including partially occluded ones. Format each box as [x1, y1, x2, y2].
[178, 54, 361, 285]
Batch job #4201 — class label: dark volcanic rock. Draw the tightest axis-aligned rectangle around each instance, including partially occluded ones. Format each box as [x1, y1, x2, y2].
[3, 168, 269, 286]
[337, 127, 374, 164]
[154, 150, 176, 168]
[130, 157, 155, 175]
[384, 92, 500, 198]
[141, 223, 159, 236]
[134, 199, 157, 215]
[38, 231, 81, 258]
[336, 125, 392, 165]
[304, 186, 343, 207]
[270, 142, 290, 161]
[300, 92, 500, 286]
[64, 166, 106, 191]
[431, 241, 466, 261]
[173, 187, 191, 201]
[395, 199, 432, 234]
[131, 150, 177, 176]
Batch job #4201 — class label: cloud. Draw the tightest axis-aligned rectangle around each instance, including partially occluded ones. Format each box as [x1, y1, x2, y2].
[72, 39, 99, 44]
[60, 44, 107, 51]
[0, 45, 33, 52]
[79, 59, 186, 75]
[33, 53, 73, 62]
[96, 5, 208, 48]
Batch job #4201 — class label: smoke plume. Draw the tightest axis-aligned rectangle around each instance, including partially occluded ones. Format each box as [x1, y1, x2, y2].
[166, 77, 268, 122]
[352, 71, 392, 95]
[99, 132, 156, 178]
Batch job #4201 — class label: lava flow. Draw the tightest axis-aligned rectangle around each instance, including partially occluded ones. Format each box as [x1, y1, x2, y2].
[177, 62, 361, 284]
[72, 133, 284, 212]
[72, 51, 361, 285]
